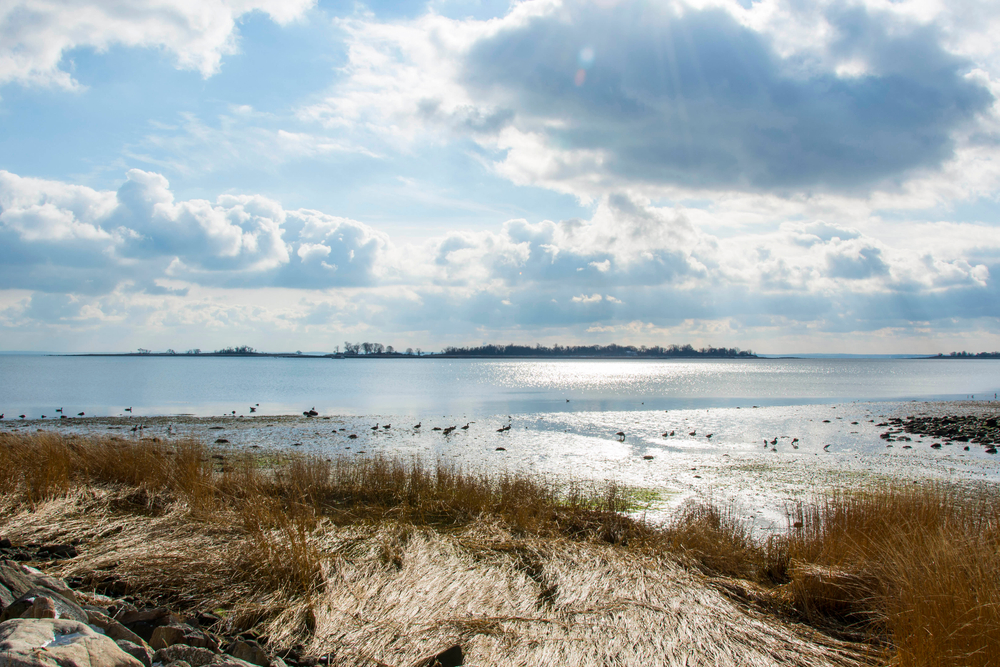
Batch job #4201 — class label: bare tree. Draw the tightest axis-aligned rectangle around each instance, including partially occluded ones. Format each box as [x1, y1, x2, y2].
[415, 348, 422, 356]
[373, 343, 385, 354]
[386, 345, 395, 354]
[361, 342, 373, 355]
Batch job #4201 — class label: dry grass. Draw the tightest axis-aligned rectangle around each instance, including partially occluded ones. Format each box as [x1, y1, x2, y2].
[660, 484, 1000, 667]
[5, 431, 997, 665]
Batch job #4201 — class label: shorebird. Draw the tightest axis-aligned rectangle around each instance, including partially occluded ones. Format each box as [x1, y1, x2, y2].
[615, 431, 626, 441]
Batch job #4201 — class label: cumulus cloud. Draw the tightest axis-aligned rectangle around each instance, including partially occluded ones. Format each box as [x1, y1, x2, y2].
[0, 168, 997, 348]
[0, 0, 315, 88]
[305, 0, 996, 198]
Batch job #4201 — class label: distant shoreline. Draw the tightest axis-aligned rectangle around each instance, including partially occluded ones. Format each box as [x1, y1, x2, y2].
[62, 352, 763, 360]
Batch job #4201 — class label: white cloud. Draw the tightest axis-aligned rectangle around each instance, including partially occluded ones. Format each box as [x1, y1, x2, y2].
[0, 0, 315, 88]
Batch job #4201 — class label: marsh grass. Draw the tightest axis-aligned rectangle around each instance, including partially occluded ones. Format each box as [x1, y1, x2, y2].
[2, 431, 999, 665]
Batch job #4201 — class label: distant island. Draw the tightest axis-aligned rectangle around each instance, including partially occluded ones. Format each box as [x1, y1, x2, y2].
[72, 342, 758, 359]
[931, 351, 1000, 359]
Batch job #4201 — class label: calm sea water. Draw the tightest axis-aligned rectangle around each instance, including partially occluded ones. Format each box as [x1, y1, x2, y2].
[0, 355, 998, 418]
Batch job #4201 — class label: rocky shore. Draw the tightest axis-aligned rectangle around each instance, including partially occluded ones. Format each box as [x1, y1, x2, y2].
[0, 549, 461, 667]
[878, 412, 1000, 453]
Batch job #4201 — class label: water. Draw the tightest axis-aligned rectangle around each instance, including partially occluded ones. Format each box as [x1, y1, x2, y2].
[4, 355, 1000, 528]
[0, 355, 997, 418]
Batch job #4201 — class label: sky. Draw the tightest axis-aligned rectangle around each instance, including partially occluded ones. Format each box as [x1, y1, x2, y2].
[1, 0, 1000, 354]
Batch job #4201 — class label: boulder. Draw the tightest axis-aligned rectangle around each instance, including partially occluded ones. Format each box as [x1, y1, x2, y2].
[0, 618, 144, 667]
[118, 608, 180, 642]
[0, 582, 14, 610]
[115, 639, 153, 667]
[150, 623, 219, 651]
[86, 611, 150, 650]
[1, 588, 88, 623]
[0, 562, 77, 602]
[153, 645, 218, 667]
[226, 639, 269, 667]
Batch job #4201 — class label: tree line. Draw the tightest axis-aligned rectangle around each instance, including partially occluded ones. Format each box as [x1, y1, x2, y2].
[437, 343, 754, 358]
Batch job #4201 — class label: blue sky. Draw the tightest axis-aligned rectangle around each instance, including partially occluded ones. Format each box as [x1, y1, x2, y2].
[1, 0, 1000, 354]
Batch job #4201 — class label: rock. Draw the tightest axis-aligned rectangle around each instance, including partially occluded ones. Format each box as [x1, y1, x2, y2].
[227, 639, 269, 666]
[150, 623, 220, 651]
[0, 618, 143, 667]
[37, 545, 77, 560]
[0, 582, 14, 610]
[87, 611, 149, 649]
[209, 656, 258, 667]
[164, 661, 192, 667]
[25, 597, 57, 619]
[411, 645, 463, 667]
[1, 588, 88, 623]
[115, 639, 153, 667]
[118, 608, 179, 642]
[0, 539, 11, 549]
[153, 645, 218, 667]
[0, 561, 78, 602]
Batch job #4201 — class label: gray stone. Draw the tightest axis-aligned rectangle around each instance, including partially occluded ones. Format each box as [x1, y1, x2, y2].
[0, 582, 15, 610]
[0, 562, 77, 602]
[0, 588, 88, 623]
[164, 662, 192, 667]
[115, 639, 153, 667]
[226, 639, 268, 667]
[153, 645, 217, 667]
[149, 623, 219, 651]
[209, 656, 257, 667]
[0, 618, 143, 667]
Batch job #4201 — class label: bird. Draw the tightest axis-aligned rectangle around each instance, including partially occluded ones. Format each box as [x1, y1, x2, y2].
[669, 430, 674, 436]
[250, 407, 257, 413]
[688, 430, 696, 436]
[125, 407, 132, 413]
[19, 415, 25, 419]
[791, 437, 799, 444]
[304, 408, 319, 417]
[432, 427, 442, 431]
[662, 431, 669, 437]
[705, 433, 713, 439]
[77, 412, 84, 417]
[770, 437, 778, 445]
[383, 424, 391, 430]
[348, 434, 358, 439]
[443, 426, 457, 435]
[615, 431, 626, 441]
[371, 423, 379, 431]
[56, 408, 63, 413]
[41, 415, 46, 419]
[461, 423, 470, 430]
[414, 422, 421, 428]
[823, 444, 831, 451]
[566, 399, 570, 402]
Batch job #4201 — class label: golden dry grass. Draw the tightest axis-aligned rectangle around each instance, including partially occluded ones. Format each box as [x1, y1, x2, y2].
[3, 431, 995, 665]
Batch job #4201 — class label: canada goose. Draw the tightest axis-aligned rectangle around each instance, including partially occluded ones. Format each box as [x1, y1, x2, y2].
[770, 437, 778, 445]
[383, 424, 391, 430]
[250, 407, 257, 413]
[304, 408, 319, 417]
[348, 434, 358, 439]
[0, 414, 3, 419]
[615, 431, 625, 441]
[78, 412, 85, 417]
[688, 430, 696, 436]
[19, 415, 25, 419]
[125, 407, 132, 413]
[432, 427, 442, 431]
[661, 431, 669, 437]
[705, 433, 713, 439]
[669, 430, 674, 436]
[443, 426, 456, 435]
[41, 415, 46, 419]
[791, 437, 799, 444]
[371, 423, 379, 431]
[56, 408, 63, 413]
[823, 444, 830, 451]
[414, 422, 421, 428]
[461, 423, 470, 430]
